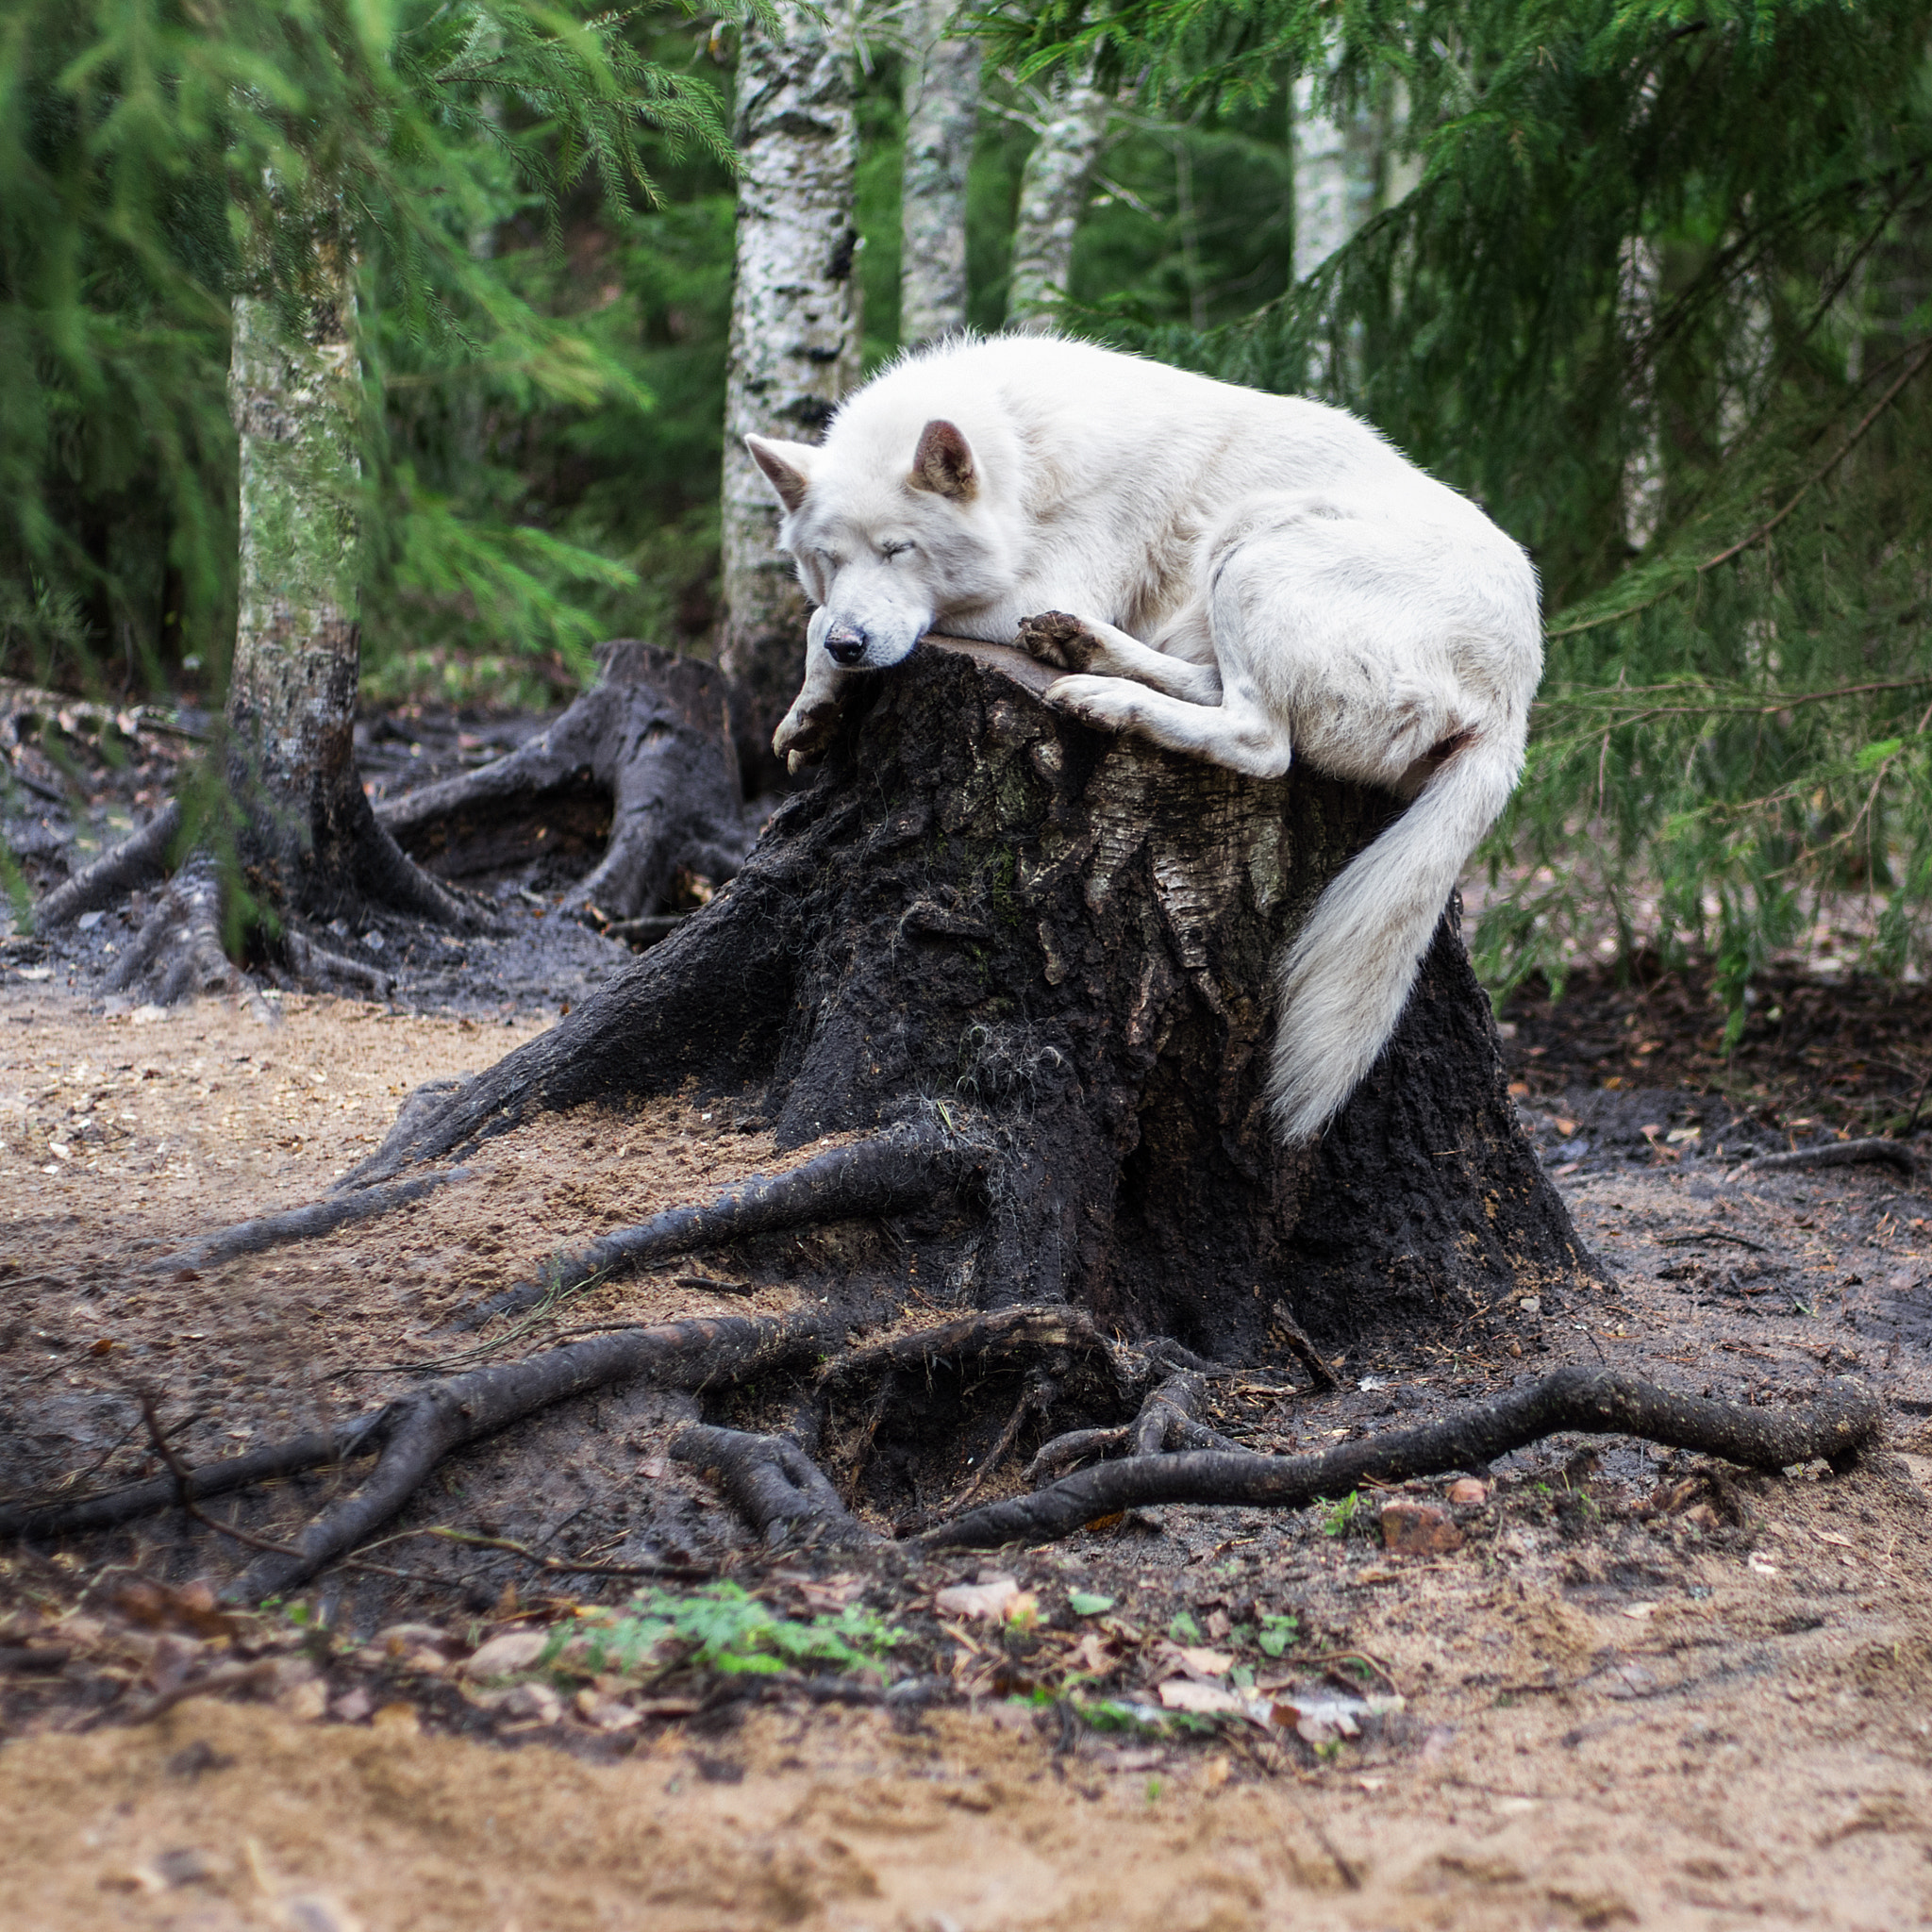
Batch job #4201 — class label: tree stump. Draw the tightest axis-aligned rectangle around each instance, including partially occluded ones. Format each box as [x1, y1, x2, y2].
[23, 634, 1887, 1600]
[369, 634, 1594, 1357]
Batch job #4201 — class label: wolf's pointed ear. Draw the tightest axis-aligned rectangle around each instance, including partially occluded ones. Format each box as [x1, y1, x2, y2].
[908, 419, 977, 502]
[745, 434, 815, 513]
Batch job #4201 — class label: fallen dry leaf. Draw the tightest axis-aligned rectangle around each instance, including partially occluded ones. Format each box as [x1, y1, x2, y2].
[934, 1576, 1019, 1622]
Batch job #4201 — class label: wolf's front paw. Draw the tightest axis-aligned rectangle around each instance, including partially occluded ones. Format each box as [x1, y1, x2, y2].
[1042, 674, 1139, 734]
[1017, 610, 1106, 673]
[773, 691, 847, 774]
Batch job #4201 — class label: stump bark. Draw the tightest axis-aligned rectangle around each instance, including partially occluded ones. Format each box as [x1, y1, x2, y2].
[365, 634, 1593, 1355]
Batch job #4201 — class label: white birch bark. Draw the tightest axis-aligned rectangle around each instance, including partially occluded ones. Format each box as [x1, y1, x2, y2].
[1005, 68, 1113, 334]
[899, 0, 980, 347]
[1618, 235, 1665, 550]
[226, 225, 363, 815]
[719, 0, 861, 731]
[1291, 62, 1378, 283]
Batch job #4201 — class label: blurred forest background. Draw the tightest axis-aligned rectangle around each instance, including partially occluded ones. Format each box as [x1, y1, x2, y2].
[4, 0, 1931, 1016]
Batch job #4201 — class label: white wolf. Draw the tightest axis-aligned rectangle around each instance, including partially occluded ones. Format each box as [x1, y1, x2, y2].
[745, 335, 1542, 1142]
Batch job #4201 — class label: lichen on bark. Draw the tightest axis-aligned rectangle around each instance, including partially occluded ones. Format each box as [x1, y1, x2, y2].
[1006, 69, 1117, 334]
[226, 234, 363, 858]
[899, 0, 979, 348]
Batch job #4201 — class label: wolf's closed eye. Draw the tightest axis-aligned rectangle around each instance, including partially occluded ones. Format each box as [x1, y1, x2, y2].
[880, 540, 916, 559]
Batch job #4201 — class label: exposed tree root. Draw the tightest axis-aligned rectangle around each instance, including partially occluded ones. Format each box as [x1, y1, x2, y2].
[156, 1168, 472, 1274]
[0, 1412, 390, 1541]
[672, 1425, 874, 1547]
[34, 801, 182, 930]
[279, 929, 395, 999]
[0, 1311, 840, 1599]
[456, 1120, 975, 1331]
[102, 854, 261, 1012]
[1127, 1372, 1248, 1457]
[822, 1307, 1115, 1392]
[1024, 1425, 1127, 1483]
[377, 641, 752, 922]
[910, 1368, 1883, 1551]
[224, 1309, 841, 1602]
[1736, 1136, 1924, 1178]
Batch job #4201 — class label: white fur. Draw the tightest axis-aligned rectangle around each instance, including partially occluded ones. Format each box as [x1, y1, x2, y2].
[747, 335, 1542, 1142]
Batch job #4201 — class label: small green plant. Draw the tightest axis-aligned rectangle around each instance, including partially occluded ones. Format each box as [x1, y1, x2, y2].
[1068, 1591, 1115, 1617]
[548, 1583, 904, 1680]
[1167, 1610, 1204, 1643]
[1256, 1612, 1300, 1659]
[1318, 1491, 1363, 1538]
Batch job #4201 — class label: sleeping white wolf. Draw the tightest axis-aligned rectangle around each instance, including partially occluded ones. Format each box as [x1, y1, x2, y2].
[744, 334, 1542, 1143]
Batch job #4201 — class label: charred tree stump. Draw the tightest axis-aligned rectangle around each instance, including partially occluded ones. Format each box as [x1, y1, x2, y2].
[360, 635, 1593, 1357]
[20, 641, 1885, 1591]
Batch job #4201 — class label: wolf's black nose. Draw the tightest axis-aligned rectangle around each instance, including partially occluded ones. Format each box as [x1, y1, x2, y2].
[824, 624, 867, 667]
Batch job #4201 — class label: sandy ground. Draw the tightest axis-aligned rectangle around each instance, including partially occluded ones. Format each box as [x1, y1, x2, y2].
[2, 979, 1931, 1931]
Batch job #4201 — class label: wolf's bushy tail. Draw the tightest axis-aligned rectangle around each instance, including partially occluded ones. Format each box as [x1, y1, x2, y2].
[1268, 734, 1521, 1143]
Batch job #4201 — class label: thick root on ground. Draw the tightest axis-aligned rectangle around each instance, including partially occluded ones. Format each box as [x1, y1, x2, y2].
[911, 1368, 1883, 1550]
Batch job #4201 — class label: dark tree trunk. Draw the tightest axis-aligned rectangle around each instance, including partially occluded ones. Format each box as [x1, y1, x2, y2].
[364, 636, 1593, 1354]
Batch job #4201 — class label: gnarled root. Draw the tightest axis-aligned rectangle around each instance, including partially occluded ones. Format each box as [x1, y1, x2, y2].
[913, 1368, 1883, 1551]
[225, 1309, 841, 1602]
[457, 1120, 975, 1331]
[673, 1425, 874, 1548]
[103, 853, 271, 1018]
[377, 641, 752, 924]
[1736, 1136, 1924, 1178]
[155, 1168, 472, 1274]
[34, 801, 182, 931]
[0, 1310, 841, 1599]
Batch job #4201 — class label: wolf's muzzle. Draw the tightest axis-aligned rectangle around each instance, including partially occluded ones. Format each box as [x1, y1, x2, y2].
[824, 623, 868, 668]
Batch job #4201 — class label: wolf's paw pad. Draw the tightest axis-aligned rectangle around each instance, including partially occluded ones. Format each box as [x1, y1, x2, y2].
[1042, 674, 1136, 732]
[1016, 611, 1104, 672]
[773, 697, 846, 771]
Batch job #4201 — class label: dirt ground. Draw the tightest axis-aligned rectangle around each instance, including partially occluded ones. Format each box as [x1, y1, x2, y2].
[1, 970, 1929, 1932]
[4, 691, 1932, 1930]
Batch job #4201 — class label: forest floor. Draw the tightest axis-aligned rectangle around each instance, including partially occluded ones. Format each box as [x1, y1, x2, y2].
[1, 691, 1930, 1931]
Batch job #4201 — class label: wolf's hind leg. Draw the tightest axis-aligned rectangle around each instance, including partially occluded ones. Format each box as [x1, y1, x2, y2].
[1044, 669, 1291, 780]
[1018, 611, 1222, 705]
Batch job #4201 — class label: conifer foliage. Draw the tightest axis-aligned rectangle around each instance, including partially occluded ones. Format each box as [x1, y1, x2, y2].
[1010, 0, 1932, 1002]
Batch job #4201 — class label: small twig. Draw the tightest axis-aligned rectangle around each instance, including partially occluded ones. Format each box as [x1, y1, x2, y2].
[118, 1658, 278, 1728]
[1905, 1067, 1932, 1140]
[944, 1371, 1058, 1512]
[138, 1394, 308, 1563]
[1289, 1648, 1401, 1693]
[400, 1525, 715, 1581]
[1657, 1231, 1771, 1253]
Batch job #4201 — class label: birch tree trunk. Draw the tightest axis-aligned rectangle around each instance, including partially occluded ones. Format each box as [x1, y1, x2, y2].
[1005, 69, 1114, 334]
[898, 0, 980, 348]
[1291, 62, 1378, 284]
[719, 0, 862, 748]
[225, 226, 364, 880]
